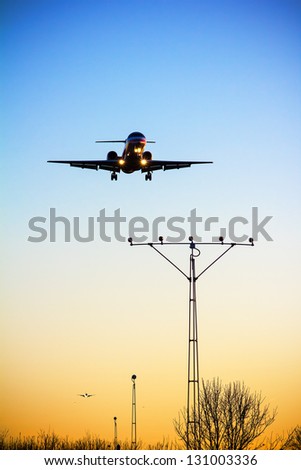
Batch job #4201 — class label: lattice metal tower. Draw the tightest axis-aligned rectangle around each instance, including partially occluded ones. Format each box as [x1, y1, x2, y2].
[187, 243, 200, 447]
[128, 235, 254, 449]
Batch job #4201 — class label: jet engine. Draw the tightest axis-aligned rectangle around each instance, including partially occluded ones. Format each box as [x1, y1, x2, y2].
[107, 151, 118, 160]
[142, 151, 152, 160]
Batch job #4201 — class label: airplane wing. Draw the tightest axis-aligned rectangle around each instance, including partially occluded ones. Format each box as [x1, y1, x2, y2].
[141, 160, 213, 172]
[47, 160, 121, 172]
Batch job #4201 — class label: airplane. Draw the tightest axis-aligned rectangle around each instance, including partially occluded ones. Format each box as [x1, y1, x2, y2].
[78, 393, 95, 398]
[48, 131, 213, 181]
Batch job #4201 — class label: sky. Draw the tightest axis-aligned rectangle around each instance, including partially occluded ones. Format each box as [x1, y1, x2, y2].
[1, 0, 301, 447]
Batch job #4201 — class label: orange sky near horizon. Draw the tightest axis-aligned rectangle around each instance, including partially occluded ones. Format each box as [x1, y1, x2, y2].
[1, 238, 301, 446]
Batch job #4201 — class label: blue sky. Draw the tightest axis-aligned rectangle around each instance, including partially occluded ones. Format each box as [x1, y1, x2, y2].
[2, 0, 300, 213]
[1, 0, 301, 444]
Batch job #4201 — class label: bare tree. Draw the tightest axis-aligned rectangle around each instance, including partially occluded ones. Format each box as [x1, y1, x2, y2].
[281, 426, 301, 450]
[174, 378, 277, 450]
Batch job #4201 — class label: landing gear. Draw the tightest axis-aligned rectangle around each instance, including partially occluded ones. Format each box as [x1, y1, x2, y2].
[111, 172, 118, 181]
[145, 172, 152, 181]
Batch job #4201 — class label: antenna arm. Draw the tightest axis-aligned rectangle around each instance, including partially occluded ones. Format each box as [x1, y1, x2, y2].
[195, 244, 235, 280]
[149, 244, 190, 280]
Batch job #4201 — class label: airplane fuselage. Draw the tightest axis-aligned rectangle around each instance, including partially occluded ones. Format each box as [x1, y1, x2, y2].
[123, 132, 147, 158]
[119, 132, 149, 173]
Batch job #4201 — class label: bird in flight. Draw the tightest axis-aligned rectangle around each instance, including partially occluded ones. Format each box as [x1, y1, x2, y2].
[78, 393, 95, 398]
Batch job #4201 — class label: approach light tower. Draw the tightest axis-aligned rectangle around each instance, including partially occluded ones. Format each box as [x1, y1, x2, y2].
[131, 374, 137, 449]
[128, 236, 254, 449]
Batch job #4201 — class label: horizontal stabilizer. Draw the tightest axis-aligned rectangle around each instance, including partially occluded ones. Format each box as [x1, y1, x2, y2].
[95, 140, 156, 143]
[95, 140, 125, 143]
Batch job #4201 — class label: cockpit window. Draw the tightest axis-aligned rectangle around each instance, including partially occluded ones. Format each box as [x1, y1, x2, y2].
[128, 132, 145, 139]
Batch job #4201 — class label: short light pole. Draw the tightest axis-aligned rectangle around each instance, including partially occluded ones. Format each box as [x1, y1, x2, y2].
[131, 374, 137, 449]
[113, 416, 118, 449]
[128, 235, 254, 449]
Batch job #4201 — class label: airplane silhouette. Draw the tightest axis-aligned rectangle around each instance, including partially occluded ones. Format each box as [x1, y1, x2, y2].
[78, 393, 95, 398]
[48, 131, 213, 181]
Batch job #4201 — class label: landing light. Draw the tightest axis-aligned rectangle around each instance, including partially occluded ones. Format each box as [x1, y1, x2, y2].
[119, 159, 125, 165]
[141, 159, 147, 166]
[134, 147, 142, 154]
